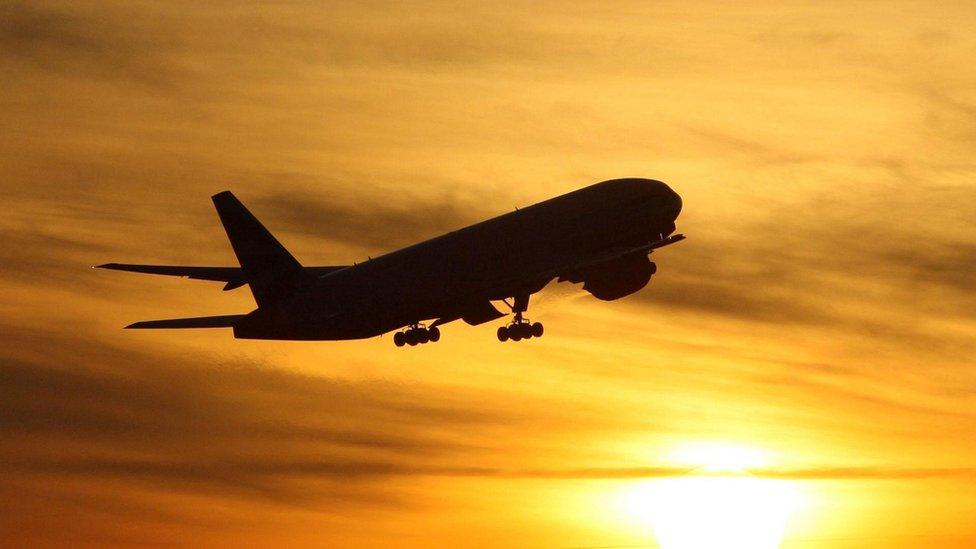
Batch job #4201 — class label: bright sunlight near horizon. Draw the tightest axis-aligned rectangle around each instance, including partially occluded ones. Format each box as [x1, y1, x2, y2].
[617, 443, 803, 549]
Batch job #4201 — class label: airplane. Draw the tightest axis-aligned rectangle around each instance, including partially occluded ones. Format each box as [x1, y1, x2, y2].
[96, 178, 684, 346]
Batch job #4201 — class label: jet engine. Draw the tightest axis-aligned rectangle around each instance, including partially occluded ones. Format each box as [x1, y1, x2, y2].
[570, 253, 656, 301]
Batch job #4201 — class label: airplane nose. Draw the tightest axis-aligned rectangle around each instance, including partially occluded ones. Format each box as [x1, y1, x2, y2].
[667, 189, 682, 220]
[653, 182, 681, 221]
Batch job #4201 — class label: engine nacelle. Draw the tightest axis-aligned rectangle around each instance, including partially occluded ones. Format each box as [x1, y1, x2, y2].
[577, 253, 656, 301]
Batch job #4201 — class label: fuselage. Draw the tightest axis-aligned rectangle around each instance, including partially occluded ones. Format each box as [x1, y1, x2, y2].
[234, 178, 681, 339]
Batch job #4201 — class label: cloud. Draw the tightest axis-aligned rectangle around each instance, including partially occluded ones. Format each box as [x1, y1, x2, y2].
[0, 1, 181, 86]
[0, 229, 115, 286]
[507, 465, 976, 481]
[750, 466, 976, 480]
[499, 465, 976, 481]
[255, 186, 486, 252]
[0, 323, 504, 509]
[644, 177, 976, 333]
[18, 453, 973, 485]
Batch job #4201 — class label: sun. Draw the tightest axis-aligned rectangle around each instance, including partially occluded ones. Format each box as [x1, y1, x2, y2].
[647, 475, 798, 549]
[616, 442, 802, 549]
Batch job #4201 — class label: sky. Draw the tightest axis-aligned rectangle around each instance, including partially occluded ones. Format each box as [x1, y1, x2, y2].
[2, 1, 976, 547]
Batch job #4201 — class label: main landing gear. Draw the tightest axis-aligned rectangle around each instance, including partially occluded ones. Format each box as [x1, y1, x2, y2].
[497, 293, 544, 342]
[497, 318, 543, 342]
[393, 324, 440, 347]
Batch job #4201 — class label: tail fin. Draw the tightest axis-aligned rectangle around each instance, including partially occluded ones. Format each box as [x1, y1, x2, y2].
[211, 191, 308, 307]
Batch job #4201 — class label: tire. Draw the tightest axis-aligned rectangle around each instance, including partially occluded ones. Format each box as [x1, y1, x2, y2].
[394, 332, 405, 347]
[497, 326, 509, 342]
[518, 323, 532, 339]
[417, 329, 430, 344]
[531, 322, 544, 338]
[510, 327, 522, 342]
[428, 326, 441, 342]
[406, 330, 418, 346]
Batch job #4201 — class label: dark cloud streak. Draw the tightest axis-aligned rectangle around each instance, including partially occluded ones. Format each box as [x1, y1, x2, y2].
[0, 323, 502, 509]
[0, 1, 182, 87]
[256, 187, 487, 252]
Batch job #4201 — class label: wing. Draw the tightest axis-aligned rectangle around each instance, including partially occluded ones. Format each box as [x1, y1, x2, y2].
[486, 233, 687, 297]
[570, 233, 685, 271]
[95, 263, 348, 291]
[556, 233, 685, 282]
[429, 234, 685, 328]
[96, 264, 247, 290]
[126, 314, 246, 329]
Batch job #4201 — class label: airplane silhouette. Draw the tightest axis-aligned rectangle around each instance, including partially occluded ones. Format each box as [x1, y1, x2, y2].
[97, 178, 683, 346]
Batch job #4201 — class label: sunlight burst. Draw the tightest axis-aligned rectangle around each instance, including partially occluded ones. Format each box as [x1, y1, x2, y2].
[617, 443, 801, 549]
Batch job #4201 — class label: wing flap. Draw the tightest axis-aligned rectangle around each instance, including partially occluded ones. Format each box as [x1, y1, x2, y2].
[125, 314, 246, 329]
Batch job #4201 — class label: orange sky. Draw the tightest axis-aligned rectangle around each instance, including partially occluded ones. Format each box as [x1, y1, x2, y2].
[3, 1, 976, 547]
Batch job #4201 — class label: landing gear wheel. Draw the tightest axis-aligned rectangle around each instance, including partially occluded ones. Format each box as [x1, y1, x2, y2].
[497, 293, 546, 342]
[394, 323, 443, 347]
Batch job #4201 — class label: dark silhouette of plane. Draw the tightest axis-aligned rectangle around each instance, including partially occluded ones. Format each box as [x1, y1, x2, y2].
[96, 178, 683, 346]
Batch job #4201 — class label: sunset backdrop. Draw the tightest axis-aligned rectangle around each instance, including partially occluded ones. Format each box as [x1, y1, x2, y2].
[3, 1, 976, 547]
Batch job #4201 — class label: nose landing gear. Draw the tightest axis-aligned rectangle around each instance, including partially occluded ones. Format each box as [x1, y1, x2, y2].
[497, 293, 544, 342]
[393, 324, 440, 347]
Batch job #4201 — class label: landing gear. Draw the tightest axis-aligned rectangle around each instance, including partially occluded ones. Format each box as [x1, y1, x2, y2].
[496, 320, 543, 342]
[497, 293, 544, 343]
[394, 324, 440, 347]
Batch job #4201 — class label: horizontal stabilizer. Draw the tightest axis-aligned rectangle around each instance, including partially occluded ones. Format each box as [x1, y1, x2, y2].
[126, 314, 246, 330]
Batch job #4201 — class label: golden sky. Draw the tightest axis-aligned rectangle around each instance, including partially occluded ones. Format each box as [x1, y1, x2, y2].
[3, 1, 976, 547]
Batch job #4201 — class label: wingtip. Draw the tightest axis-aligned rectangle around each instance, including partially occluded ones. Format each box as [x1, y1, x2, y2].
[124, 321, 156, 329]
[211, 190, 234, 201]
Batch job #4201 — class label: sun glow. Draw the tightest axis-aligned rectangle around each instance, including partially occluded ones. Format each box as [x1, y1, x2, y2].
[617, 443, 802, 549]
[668, 441, 771, 473]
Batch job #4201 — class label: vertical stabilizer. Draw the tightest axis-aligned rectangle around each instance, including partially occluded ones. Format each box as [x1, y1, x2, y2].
[211, 191, 307, 307]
